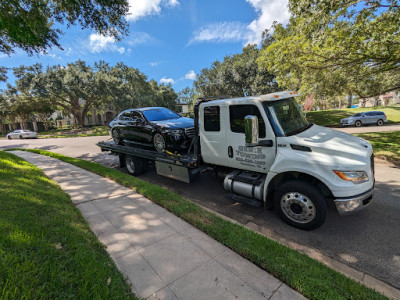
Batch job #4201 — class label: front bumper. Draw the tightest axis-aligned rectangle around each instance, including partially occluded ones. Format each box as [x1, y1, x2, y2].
[334, 188, 373, 215]
[340, 120, 354, 126]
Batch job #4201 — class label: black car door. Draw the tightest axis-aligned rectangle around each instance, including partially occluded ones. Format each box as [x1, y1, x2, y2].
[116, 112, 130, 140]
[124, 111, 148, 144]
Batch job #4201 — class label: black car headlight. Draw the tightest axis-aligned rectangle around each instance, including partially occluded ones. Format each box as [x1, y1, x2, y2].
[166, 129, 183, 135]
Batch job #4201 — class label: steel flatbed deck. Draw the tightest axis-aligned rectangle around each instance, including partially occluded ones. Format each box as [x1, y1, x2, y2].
[97, 140, 202, 182]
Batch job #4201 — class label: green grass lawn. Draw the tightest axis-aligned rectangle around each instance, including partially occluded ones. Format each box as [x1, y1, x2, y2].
[306, 106, 400, 127]
[8, 149, 387, 300]
[356, 131, 400, 166]
[38, 126, 109, 138]
[0, 151, 136, 299]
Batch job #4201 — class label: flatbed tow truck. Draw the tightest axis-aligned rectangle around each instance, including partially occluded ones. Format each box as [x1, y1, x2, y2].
[98, 91, 374, 229]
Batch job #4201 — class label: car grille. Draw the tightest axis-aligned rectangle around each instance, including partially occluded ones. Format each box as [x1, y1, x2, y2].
[185, 127, 195, 137]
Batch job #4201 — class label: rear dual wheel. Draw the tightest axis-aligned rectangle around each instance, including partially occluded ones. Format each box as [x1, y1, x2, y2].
[274, 181, 327, 230]
[125, 155, 147, 176]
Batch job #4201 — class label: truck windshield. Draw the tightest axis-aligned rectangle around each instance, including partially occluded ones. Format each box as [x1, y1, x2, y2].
[263, 97, 311, 137]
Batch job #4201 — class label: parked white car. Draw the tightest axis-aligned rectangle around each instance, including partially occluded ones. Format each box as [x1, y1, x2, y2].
[6, 129, 38, 139]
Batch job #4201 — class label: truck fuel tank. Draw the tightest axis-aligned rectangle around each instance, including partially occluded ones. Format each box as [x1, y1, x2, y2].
[223, 170, 266, 201]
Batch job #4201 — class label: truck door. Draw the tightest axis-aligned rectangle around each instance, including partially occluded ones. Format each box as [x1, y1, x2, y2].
[226, 104, 276, 173]
[199, 104, 228, 166]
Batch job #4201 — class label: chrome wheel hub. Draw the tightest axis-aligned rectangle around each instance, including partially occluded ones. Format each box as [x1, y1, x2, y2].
[280, 192, 316, 224]
[153, 134, 165, 152]
[126, 158, 135, 173]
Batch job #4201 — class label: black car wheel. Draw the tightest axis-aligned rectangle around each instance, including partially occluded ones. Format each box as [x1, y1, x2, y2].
[153, 133, 166, 152]
[355, 120, 362, 127]
[19, 135, 23, 139]
[274, 181, 327, 230]
[377, 119, 384, 126]
[112, 129, 123, 145]
[7, 136, 11, 140]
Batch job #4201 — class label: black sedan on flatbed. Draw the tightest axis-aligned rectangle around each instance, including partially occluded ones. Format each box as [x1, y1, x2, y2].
[109, 107, 195, 152]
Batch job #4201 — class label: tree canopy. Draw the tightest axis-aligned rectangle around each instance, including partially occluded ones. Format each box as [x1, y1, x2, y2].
[194, 44, 281, 98]
[258, 0, 400, 99]
[4, 60, 177, 126]
[0, 0, 129, 55]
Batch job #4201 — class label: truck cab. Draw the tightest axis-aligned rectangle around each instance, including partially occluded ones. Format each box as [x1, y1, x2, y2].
[199, 91, 374, 229]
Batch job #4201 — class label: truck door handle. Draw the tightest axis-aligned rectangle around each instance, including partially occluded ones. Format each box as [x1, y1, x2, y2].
[228, 146, 233, 158]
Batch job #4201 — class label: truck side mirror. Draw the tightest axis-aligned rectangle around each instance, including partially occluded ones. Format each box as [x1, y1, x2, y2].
[244, 115, 259, 146]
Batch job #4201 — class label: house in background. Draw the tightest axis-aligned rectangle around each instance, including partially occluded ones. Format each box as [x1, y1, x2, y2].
[52, 108, 118, 127]
[359, 92, 400, 107]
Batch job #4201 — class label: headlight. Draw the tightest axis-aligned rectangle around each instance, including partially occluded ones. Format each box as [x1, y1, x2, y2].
[333, 170, 369, 184]
[166, 129, 182, 135]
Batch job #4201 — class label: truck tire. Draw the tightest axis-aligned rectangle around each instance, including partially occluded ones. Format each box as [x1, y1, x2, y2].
[112, 129, 123, 145]
[355, 120, 362, 127]
[274, 181, 327, 230]
[377, 119, 384, 126]
[125, 155, 144, 176]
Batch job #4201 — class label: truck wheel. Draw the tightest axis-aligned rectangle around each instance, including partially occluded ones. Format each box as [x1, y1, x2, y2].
[274, 181, 327, 230]
[153, 133, 166, 152]
[125, 155, 143, 176]
[112, 129, 123, 145]
[377, 119, 384, 126]
[355, 120, 362, 127]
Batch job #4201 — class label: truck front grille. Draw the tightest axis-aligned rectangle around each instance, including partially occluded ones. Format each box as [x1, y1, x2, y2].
[185, 127, 195, 137]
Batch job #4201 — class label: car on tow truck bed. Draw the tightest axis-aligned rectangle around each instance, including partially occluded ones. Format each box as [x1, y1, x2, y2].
[98, 91, 374, 230]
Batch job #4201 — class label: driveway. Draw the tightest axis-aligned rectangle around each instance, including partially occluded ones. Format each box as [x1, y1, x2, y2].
[0, 136, 399, 290]
[335, 124, 400, 134]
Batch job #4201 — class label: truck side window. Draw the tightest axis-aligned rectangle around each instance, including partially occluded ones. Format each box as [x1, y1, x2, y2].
[229, 105, 266, 138]
[204, 106, 220, 131]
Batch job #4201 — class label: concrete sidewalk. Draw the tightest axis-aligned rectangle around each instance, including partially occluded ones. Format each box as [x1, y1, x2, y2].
[11, 151, 306, 300]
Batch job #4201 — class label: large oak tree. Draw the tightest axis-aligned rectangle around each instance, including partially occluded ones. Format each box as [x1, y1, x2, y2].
[258, 0, 400, 99]
[0, 0, 129, 55]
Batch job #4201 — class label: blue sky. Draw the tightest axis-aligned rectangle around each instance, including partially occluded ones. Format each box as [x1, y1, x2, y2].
[1, 0, 290, 93]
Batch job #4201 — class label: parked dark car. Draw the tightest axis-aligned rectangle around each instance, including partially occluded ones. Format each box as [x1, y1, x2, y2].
[109, 107, 195, 152]
[340, 111, 387, 127]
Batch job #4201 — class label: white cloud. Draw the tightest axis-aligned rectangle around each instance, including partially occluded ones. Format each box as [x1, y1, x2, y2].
[127, 0, 179, 22]
[160, 76, 175, 84]
[189, 0, 290, 46]
[89, 33, 126, 54]
[127, 32, 153, 45]
[189, 22, 249, 44]
[166, 0, 179, 7]
[245, 0, 290, 45]
[185, 70, 196, 80]
[150, 62, 159, 67]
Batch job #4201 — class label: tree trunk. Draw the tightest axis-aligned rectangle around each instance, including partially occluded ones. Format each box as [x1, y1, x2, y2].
[347, 95, 352, 108]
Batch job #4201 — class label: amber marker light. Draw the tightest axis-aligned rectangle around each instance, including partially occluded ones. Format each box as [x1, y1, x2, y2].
[333, 170, 368, 184]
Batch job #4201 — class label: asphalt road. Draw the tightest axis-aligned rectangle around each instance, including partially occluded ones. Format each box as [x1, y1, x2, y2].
[1, 132, 399, 290]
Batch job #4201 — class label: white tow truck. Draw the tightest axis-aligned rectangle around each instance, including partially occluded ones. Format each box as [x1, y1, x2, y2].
[98, 91, 374, 229]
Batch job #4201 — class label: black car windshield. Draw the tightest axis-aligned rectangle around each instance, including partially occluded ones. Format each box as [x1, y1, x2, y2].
[352, 113, 362, 117]
[142, 108, 179, 121]
[263, 97, 310, 137]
